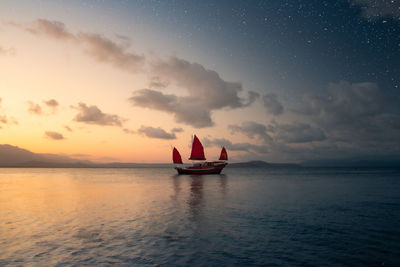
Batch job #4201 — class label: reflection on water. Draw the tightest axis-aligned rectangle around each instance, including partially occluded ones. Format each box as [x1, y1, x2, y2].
[1, 167, 400, 266]
[171, 174, 229, 223]
[219, 174, 228, 195]
[187, 175, 204, 222]
[170, 174, 181, 202]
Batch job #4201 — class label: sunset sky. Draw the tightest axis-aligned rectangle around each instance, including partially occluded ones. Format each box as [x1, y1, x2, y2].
[0, 0, 399, 163]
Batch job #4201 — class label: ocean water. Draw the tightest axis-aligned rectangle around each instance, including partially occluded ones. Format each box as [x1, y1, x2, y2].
[0, 167, 399, 266]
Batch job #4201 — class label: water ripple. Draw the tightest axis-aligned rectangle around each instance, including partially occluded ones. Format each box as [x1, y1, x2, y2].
[0, 167, 400, 266]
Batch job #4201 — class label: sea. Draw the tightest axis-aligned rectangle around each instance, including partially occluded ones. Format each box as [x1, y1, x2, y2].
[0, 167, 399, 266]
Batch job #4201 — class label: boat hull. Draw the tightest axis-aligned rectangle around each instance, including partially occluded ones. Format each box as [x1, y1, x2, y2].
[175, 162, 227, 175]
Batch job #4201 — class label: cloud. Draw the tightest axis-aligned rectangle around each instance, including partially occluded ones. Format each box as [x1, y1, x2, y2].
[247, 91, 261, 106]
[0, 45, 15, 55]
[23, 19, 145, 72]
[295, 81, 388, 126]
[64, 125, 72, 132]
[28, 99, 61, 115]
[203, 137, 268, 154]
[77, 32, 145, 71]
[114, 34, 131, 47]
[263, 93, 284, 115]
[149, 76, 169, 89]
[129, 88, 214, 128]
[0, 115, 7, 124]
[264, 80, 400, 161]
[44, 99, 59, 107]
[44, 131, 65, 140]
[27, 101, 42, 115]
[70, 153, 91, 158]
[350, 0, 400, 20]
[272, 80, 397, 147]
[152, 57, 258, 109]
[130, 57, 258, 128]
[137, 126, 177, 139]
[31, 19, 75, 40]
[73, 102, 124, 126]
[0, 115, 18, 125]
[15, 19, 258, 128]
[171, 127, 184, 133]
[229, 121, 273, 143]
[0, 98, 18, 128]
[269, 122, 326, 143]
[44, 99, 59, 113]
[123, 128, 135, 134]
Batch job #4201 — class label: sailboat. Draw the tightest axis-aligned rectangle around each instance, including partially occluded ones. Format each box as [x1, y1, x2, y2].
[173, 135, 228, 175]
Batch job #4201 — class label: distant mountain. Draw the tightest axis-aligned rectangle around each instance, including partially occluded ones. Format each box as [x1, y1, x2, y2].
[6, 144, 396, 168]
[0, 144, 94, 167]
[0, 144, 41, 165]
[228, 160, 300, 168]
[0, 144, 172, 168]
[302, 158, 400, 167]
[98, 162, 170, 168]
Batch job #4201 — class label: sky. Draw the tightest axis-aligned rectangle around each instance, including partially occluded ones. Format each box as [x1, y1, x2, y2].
[0, 0, 399, 163]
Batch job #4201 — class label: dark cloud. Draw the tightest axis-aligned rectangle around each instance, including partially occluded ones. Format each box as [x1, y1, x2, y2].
[27, 101, 42, 115]
[203, 137, 268, 154]
[123, 128, 135, 134]
[295, 81, 387, 125]
[149, 76, 169, 89]
[350, 0, 400, 20]
[292, 81, 400, 144]
[44, 99, 59, 114]
[171, 127, 184, 133]
[44, 99, 59, 107]
[152, 57, 258, 109]
[129, 89, 213, 128]
[73, 102, 124, 126]
[263, 93, 284, 115]
[44, 131, 65, 140]
[229, 121, 273, 143]
[137, 126, 177, 139]
[130, 57, 258, 128]
[269, 122, 326, 143]
[249, 80, 400, 161]
[129, 89, 176, 111]
[247, 91, 261, 106]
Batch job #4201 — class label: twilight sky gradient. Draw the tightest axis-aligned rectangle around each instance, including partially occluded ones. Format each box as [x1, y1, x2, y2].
[0, 0, 399, 163]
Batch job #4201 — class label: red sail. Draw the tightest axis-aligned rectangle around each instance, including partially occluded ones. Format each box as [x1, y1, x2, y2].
[219, 147, 228, 160]
[173, 147, 183, 164]
[189, 135, 206, 160]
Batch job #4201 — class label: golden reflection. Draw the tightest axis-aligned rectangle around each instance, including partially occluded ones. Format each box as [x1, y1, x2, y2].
[170, 174, 181, 201]
[0, 169, 173, 255]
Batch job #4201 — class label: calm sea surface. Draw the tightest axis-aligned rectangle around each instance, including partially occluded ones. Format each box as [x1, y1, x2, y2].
[0, 167, 399, 266]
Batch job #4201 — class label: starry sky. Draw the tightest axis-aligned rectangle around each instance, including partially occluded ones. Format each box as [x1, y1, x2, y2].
[0, 0, 399, 163]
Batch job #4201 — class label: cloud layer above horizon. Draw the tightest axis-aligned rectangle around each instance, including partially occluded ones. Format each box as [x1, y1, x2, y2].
[0, 0, 399, 163]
